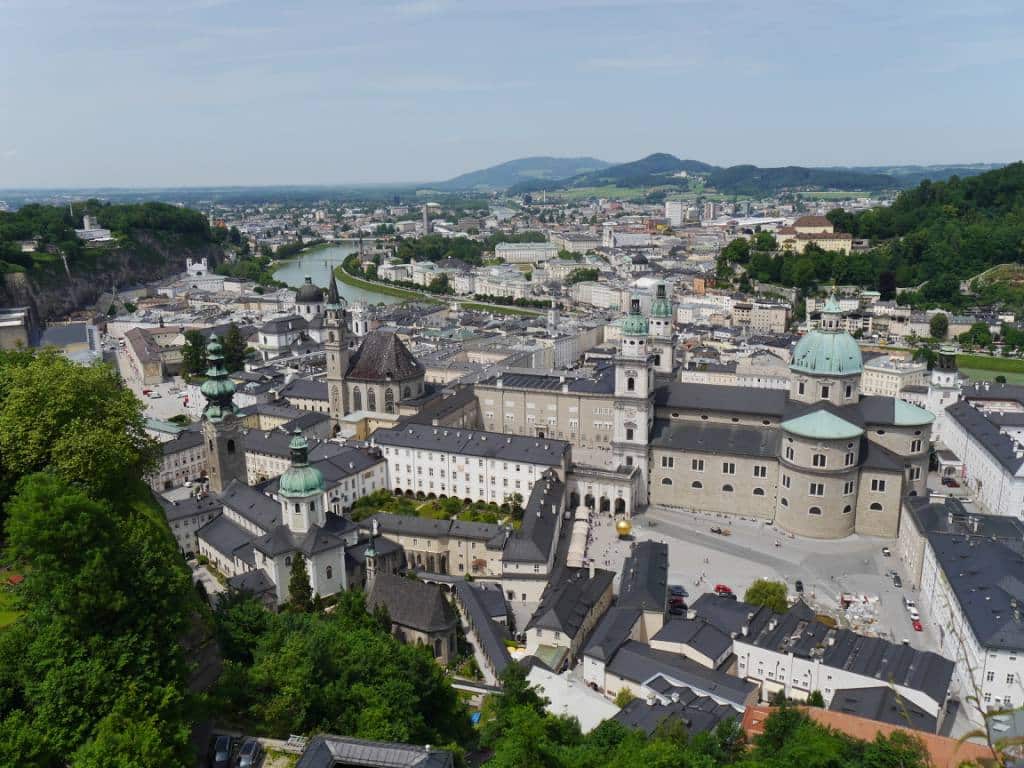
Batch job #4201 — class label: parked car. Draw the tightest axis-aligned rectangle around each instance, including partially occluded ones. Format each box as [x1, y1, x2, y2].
[668, 595, 685, 606]
[718, 592, 737, 601]
[904, 597, 916, 610]
[893, 573, 903, 588]
[668, 603, 687, 616]
[149, 392, 162, 399]
[882, 547, 891, 557]
[211, 735, 232, 768]
[909, 607, 920, 621]
[714, 584, 733, 595]
[912, 619, 923, 632]
[142, 389, 152, 396]
[942, 477, 961, 488]
[710, 526, 723, 534]
[669, 584, 688, 598]
[237, 738, 263, 768]
[795, 580, 804, 593]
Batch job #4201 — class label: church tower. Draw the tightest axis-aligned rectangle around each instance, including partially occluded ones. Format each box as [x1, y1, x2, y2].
[613, 296, 654, 504]
[927, 345, 960, 441]
[201, 335, 246, 493]
[324, 271, 349, 433]
[279, 430, 327, 535]
[648, 281, 675, 377]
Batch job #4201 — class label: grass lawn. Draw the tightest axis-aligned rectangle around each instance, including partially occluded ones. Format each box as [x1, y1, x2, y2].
[335, 266, 441, 303]
[957, 354, 1024, 374]
[959, 367, 1024, 385]
[459, 301, 538, 316]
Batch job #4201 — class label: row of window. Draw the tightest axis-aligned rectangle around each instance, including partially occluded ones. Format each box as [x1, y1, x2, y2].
[796, 381, 854, 400]
[663, 479, 765, 496]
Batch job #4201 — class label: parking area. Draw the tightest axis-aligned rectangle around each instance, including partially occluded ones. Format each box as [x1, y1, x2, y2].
[595, 505, 943, 655]
[113, 344, 191, 421]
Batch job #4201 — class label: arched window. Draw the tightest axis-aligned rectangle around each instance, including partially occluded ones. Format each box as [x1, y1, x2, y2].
[326, 565, 333, 579]
[294, 503, 300, 514]
[842, 505, 852, 514]
[627, 377, 635, 392]
[653, 354, 661, 367]
[352, 386, 362, 411]
[753, 488, 765, 496]
[285, 556, 292, 566]
[661, 478, 672, 485]
[722, 484, 734, 493]
[812, 453, 826, 467]
[384, 387, 395, 414]
[403, 385, 411, 399]
[691, 481, 703, 489]
[780, 497, 789, 506]
[870, 502, 883, 511]
[434, 638, 443, 658]
[808, 506, 822, 516]
[227, 439, 236, 454]
[368, 388, 376, 411]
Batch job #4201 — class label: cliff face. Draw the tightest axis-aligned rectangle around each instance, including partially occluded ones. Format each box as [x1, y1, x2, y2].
[0, 231, 224, 322]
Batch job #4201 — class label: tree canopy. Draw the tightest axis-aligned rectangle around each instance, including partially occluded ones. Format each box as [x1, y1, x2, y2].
[743, 579, 789, 613]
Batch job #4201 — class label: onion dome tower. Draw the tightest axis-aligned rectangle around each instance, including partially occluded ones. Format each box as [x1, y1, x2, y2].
[201, 335, 246, 492]
[279, 429, 326, 535]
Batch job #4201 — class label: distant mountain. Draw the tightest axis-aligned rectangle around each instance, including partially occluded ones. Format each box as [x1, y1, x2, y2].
[707, 165, 895, 196]
[839, 163, 1007, 186]
[509, 153, 714, 194]
[434, 156, 612, 191]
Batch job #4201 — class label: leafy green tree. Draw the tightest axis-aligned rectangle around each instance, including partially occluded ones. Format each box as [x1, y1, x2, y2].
[929, 312, 948, 340]
[181, 329, 207, 376]
[0, 349, 158, 499]
[565, 267, 600, 285]
[959, 322, 993, 348]
[504, 492, 525, 521]
[614, 688, 635, 708]
[428, 273, 450, 294]
[743, 579, 789, 613]
[220, 322, 248, 373]
[806, 690, 826, 707]
[288, 553, 313, 611]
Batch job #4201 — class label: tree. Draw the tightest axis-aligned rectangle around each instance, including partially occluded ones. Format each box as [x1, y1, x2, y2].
[997, 375, 1007, 383]
[614, 688, 635, 708]
[220, 322, 248, 373]
[0, 349, 158, 500]
[428, 273, 449, 294]
[181, 329, 207, 376]
[288, 553, 313, 611]
[806, 690, 825, 707]
[743, 579, 789, 613]
[504, 492, 525, 521]
[929, 312, 948, 340]
[959, 322, 993, 348]
[565, 267, 600, 286]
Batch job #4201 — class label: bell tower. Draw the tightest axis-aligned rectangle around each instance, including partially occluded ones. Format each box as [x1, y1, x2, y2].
[324, 271, 349, 433]
[613, 296, 654, 504]
[648, 281, 675, 377]
[201, 335, 246, 493]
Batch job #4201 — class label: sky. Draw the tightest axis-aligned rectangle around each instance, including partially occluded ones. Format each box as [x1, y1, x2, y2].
[2, 0, 1023, 188]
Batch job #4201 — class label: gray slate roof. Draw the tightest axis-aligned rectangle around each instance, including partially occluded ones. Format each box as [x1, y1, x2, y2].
[279, 377, 329, 402]
[454, 581, 512, 675]
[219, 479, 281, 532]
[655, 382, 789, 417]
[613, 685, 738, 736]
[650, 419, 780, 458]
[503, 471, 564, 564]
[617, 541, 669, 612]
[526, 566, 615, 638]
[605, 640, 756, 708]
[367, 573, 457, 634]
[347, 330, 425, 382]
[160, 426, 204, 455]
[689, 593, 773, 638]
[745, 601, 954, 705]
[372, 424, 570, 467]
[828, 686, 936, 733]
[296, 735, 453, 768]
[652, 618, 733, 664]
[946, 400, 1024, 473]
[583, 606, 642, 662]
[156, 492, 221, 523]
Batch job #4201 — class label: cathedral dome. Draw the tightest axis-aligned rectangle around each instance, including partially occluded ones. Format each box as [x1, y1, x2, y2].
[295, 276, 324, 304]
[279, 431, 325, 498]
[790, 329, 863, 376]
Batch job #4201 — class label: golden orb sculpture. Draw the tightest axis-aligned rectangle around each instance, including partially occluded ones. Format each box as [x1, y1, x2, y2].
[615, 519, 632, 538]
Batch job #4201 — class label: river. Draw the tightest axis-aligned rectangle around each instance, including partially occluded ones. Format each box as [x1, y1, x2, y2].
[272, 243, 404, 305]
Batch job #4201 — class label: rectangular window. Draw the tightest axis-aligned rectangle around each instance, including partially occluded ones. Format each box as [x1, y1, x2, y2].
[911, 439, 922, 452]
[820, 385, 830, 399]
[910, 467, 921, 481]
[662, 456, 675, 468]
[798, 382, 805, 395]
[782, 474, 791, 489]
[871, 479, 887, 492]
[785, 447, 794, 460]
[843, 481, 855, 495]
[722, 462, 736, 475]
[1008, 673, 1015, 685]
[809, 482, 824, 496]
[692, 459, 704, 472]
[626, 428, 634, 441]
[753, 465, 767, 478]
[812, 454, 826, 468]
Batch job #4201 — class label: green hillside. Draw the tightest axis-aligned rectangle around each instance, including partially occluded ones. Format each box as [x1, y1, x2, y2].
[436, 156, 611, 191]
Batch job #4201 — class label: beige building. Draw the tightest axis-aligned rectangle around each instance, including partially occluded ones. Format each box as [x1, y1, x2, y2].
[861, 355, 928, 398]
[367, 573, 459, 665]
[777, 216, 853, 254]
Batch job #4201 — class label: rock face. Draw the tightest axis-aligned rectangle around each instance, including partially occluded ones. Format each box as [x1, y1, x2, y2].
[0, 231, 224, 322]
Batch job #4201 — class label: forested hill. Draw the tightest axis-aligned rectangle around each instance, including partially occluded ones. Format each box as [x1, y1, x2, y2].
[434, 156, 611, 191]
[0, 201, 223, 319]
[827, 162, 1024, 298]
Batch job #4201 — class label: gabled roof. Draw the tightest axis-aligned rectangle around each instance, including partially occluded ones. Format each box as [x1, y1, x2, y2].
[296, 735, 453, 768]
[526, 567, 614, 638]
[617, 541, 669, 612]
[218, 480, 281, 532]
[347, 330, 425, 383]
[367, 573, 457, 634]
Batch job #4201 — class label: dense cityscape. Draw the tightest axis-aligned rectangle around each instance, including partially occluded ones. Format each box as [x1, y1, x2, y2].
[3, 2, 1024, 767]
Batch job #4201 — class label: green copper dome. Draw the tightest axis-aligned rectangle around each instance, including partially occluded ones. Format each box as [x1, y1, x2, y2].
[622, 297, 649, 336]
[650, 283, 672, 318]
[279, 430, 325, 498]
[201, 335, 237, 422]
[790, 329, 863, 375]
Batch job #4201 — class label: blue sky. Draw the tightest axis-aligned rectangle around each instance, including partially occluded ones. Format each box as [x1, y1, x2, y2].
[2, 0, 1022, 187]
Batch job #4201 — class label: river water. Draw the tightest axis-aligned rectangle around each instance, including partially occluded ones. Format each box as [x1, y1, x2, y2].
[271, 242, 403, 305]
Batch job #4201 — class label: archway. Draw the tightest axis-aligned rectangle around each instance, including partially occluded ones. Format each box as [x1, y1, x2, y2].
[464, 497, 473, 505]
[439, 494, 447, 500]
[427, 492, 436, 500]
[406, 489, 415, 497]
[584, 494, 595, 510]
[614, 498, 626, 516]
[416, 491, 425, 499]
[394, 487, 403, 496]
[569, 491, 580, 509]
[599, 497, 610, 513]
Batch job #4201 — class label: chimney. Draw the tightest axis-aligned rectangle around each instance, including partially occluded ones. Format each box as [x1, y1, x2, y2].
[670, 692, 680, 704]
[589, 563, 595, 579]
[686, 609, 696, 620]
[768, 618, 778, 631]
[741, 624, 748, 637]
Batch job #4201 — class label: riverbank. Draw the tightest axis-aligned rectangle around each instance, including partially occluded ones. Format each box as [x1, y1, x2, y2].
[335, 265, 543, 316]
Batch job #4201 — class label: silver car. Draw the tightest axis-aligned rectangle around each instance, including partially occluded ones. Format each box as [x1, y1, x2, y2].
[237, 738, 262, 768]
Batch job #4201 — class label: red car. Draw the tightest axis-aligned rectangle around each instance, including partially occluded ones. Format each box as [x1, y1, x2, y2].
[912, 619, 923, 632]
[714, 584, 733, 595]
